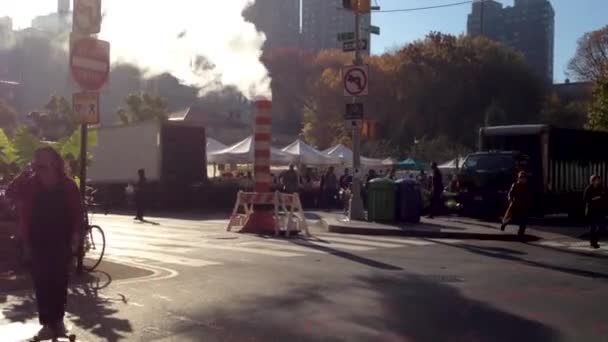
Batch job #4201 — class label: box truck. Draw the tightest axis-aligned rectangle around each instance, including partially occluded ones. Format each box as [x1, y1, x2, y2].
[88, 120, 207, 208]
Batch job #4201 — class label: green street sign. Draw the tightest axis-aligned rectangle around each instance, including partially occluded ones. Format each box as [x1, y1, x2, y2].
[369, 25, 380, 35]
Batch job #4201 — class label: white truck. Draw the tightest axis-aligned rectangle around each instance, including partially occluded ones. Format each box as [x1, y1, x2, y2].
[88, 120, 207, 208]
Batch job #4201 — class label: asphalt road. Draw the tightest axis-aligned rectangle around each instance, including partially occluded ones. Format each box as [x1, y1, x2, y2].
[1, 214, 607, 342]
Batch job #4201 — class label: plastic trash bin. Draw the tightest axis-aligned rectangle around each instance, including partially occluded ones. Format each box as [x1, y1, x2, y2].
[367, 178, 397, 222]
[395, 179, 423, 223]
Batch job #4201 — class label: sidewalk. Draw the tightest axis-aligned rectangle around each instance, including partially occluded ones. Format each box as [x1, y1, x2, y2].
[317, 212, 608, 257]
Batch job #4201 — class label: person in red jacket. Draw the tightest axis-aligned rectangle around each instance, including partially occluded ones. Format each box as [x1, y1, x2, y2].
[8, 147, 83, 340]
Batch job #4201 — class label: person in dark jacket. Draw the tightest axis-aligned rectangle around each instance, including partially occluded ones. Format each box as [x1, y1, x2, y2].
[8, 147, 83, 340]
[427, 162, 444, 218]
[500, 171, 532, 238]
[583, 175, 604, 249]
[135, 169, 147, 221]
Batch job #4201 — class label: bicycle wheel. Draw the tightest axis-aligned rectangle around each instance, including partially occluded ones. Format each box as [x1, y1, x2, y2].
[82, 225, 106, 272]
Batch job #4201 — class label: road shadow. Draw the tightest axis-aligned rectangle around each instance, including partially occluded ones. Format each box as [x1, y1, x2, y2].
[172, 273, 561, 341]
[2, 271, 132, 342]
[134, 219, 161, 226]
[430, 239, 608, 281]
[289, 238, 403, 271]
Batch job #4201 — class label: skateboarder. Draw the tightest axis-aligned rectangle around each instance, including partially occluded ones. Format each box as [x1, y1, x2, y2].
[9, 147, 83, 340]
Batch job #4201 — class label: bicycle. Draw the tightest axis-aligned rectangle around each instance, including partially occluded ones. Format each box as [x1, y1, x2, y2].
[75, 189, 107, 273]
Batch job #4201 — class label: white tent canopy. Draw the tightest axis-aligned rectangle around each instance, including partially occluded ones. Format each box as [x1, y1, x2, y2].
[323, 144, 385, 167]
[281, 139, 340, 165]
[206, 138, 228, 158]
[208, 136, 293, 165]
[438, 157, 467, 171]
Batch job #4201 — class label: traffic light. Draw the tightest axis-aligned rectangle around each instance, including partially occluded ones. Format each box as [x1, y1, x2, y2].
[357, 0, 371, 14]
[362, 120, 377, 139]
[343, 0, 371, 13]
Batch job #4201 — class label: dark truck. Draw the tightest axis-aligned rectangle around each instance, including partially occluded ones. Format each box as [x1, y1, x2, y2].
[458, 125, 608, 218]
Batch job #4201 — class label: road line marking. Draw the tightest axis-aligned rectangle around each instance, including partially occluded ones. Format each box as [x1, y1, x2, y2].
[239, 242, 326, 254]
[311, 236, 406, 248]
[103, 249, 221, 267]
[314, 233, 435, 245]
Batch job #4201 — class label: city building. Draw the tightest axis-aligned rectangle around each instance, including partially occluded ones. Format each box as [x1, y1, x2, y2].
[242, 0, 301, 52]
[31, 0, 71, 34]
[467, 0, 555, 82]
[301, 0, 371, 53]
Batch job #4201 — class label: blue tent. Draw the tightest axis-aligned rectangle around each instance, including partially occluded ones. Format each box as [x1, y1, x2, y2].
[396, 158, 430, 171]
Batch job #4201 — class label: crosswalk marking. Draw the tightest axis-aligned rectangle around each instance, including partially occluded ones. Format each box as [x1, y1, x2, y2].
[89, 216, 440, 268]
[104, 249, 221, 267]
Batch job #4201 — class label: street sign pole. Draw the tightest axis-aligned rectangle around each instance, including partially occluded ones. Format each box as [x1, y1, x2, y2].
[349, 7, 365, 221]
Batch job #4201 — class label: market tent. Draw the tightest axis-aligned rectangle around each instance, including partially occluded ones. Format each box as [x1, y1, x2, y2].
[323, 144, 385, 167]
[206, 138, 228, 157]
[396, 158, 430, 171]
[208, 136, 294, 165]
[438, 157, 466, 171]
[382, 158, 397, 166]
[282, 139, 340, 165]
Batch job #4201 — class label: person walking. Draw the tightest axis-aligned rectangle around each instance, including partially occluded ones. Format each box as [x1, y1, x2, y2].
[339, 168, 353, 213]
[322, 167, 339, 210]
[8, 147, 83, 340]
[280, 164, 299, 194]
[584, 175, 605, 249]
[427, 162, 444, 218]
[500, 171, 532, 239]
[134, 169, 147, 221]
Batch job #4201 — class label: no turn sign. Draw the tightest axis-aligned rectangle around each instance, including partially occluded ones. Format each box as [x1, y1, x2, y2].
[343, 65, 369, 97]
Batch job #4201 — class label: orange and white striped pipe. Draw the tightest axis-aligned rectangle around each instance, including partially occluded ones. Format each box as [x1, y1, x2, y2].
[254, 98, 272, 193]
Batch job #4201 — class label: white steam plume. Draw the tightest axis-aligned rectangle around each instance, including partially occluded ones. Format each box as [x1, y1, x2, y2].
[100, 0, 270, 99]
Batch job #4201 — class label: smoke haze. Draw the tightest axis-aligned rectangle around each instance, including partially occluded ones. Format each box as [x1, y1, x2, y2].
[0, 0, 271, 99]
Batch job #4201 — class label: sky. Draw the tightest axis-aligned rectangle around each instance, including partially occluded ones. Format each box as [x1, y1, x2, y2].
[371, 0, 608, 82]
[1, 0, 606, 85]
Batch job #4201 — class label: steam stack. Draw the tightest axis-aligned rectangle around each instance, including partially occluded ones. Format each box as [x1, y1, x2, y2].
[240, 97, 276, 234]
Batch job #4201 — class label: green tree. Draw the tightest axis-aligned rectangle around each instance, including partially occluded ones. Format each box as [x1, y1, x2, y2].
[29, 95, 76, 141]
[0, 100, 18, 135]
[541, 92, 587, 129]
[117, 93, 168, 125]
[12, 125, 46, 167]
[586, 78, 608, 130]
[0, 129, 19, 182]
[56, 128, 98, 176]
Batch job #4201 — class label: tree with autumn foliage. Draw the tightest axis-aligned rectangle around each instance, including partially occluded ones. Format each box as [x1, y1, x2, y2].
[568, 26, 608, 131]
[301, 33, 543, 157]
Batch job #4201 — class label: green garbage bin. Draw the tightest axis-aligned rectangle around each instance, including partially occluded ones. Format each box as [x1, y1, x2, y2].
[367, 178, 397, 222]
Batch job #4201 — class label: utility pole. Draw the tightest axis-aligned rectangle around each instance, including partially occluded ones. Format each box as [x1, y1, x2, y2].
[348, 0, 366, 221]
[480, 0, 485, 36]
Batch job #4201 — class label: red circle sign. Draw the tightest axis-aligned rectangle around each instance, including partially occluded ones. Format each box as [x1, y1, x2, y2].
[70, 38, 110, 91]
[344, 67, 368, 96]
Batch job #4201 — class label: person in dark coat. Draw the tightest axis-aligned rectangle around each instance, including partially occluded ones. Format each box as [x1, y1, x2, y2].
[8, 147, 83, 340]
[135, 169, 147, 221]
[427, 162, 444, 218]
[583, 175, 604, 249]
[500, 171, 532, 238]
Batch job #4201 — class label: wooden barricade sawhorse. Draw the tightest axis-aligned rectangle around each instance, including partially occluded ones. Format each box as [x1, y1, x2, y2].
[278, 192, 311, 237]
[227, 191, 310, 237]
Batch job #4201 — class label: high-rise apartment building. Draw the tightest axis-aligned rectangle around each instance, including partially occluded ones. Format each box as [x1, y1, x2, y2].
[242, 0, 301, 52]
[301, 0, 371, 53]
[467, 0, 555, 82]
